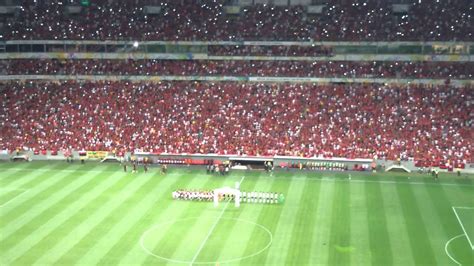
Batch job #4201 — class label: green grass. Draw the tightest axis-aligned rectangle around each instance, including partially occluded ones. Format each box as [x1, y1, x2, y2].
[0, 161, 473, 265]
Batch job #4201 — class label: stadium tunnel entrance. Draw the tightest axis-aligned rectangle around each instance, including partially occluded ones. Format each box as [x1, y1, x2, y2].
[229, 157, 273, 170]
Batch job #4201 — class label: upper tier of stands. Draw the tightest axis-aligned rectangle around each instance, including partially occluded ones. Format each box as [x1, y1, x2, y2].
[2, 0, 472, 41]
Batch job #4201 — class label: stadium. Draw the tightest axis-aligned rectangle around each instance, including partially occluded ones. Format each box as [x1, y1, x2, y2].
[0, 0, 473, 265]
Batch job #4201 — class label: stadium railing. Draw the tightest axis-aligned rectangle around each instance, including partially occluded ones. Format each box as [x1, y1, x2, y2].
[2, 150, 470, 173]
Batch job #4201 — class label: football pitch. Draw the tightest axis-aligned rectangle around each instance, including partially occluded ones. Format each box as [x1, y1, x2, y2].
[1, 161, 473, 266]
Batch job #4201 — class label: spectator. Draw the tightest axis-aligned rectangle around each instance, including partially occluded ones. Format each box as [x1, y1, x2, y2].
[3, 1, 472, 41]
[4, 59, 473, 79]
[0, 81, 471, 166]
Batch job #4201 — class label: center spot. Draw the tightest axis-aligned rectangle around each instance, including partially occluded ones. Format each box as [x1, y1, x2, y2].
[140, 217, 273, 264]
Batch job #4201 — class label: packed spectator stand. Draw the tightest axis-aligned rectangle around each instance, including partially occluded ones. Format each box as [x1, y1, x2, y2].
[208, 45, 334, 57]
[0, 81, 471, 168]
[0, 0, 472, 170]
[4, 59, 473, 79]
[2, 0, 472, 41]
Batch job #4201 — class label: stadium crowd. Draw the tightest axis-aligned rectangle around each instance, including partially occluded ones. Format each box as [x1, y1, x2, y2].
[0, 81, 471, 167]
[3, 0, 472, 41]
[208, 45, 334, 57]
[4, 59, 473, 79]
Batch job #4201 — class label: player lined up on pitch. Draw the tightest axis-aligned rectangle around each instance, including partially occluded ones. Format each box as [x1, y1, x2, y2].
[240, 192, 285, 204]
[172, 189, 285, 204]
[172, 190, 214, 201]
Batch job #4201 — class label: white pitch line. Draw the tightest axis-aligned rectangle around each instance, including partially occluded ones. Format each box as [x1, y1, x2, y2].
[189, 176, 245, 266]
[0, 189, 29, 207]
[308, 176, 474, 188]
[1, 167, 114, 174]
[444, 234, 464, 266]
[452, 207, 474, 250]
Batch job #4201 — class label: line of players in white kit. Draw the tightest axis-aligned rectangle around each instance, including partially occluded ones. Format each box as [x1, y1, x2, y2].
[240, 191, 282, 204]
[172, 189, 282, 204]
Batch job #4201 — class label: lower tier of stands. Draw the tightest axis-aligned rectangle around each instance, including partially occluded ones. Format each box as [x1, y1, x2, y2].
[0, 81, 471, 167]
[3, 60, 473, 79]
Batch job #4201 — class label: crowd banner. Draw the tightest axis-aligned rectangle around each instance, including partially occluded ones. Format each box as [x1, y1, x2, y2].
[86, 151, 108, 159]
[4, 39, 474, 46]
[0, 75, 471, 87]
[1, 52, 471, 62]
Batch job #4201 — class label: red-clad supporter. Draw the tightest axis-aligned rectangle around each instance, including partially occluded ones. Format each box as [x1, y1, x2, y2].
[208, 45, 333, 57]
[0, 81, 471, 167]
[4, 59, 473, 79]
[3, 1, 472, 41]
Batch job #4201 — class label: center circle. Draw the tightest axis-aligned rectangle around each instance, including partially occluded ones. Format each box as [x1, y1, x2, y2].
[140, 217, 273, 264]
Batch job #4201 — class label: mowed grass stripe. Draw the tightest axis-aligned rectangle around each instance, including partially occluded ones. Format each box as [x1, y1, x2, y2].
[442, 180, 474, 210]
[1, 163, 123, 174]
[0, 162, 28, 170]
[4, 165, 120, 264]
[0, 190, 25, 206]
[440, 185, 474, 226]
[0, 161, 49, 169]
[364, 179, 393, 266]
[190, 173, 262, 263]
[395, 183, 438, 265]
[1, 165, 469, 266]
[309, 178, 336, 265]
[131, 173, 231, 264]
[78, 171, 194, 265]
[0, 164, 103, 242]
[0, 161, 49, 172]
[441, 183, 474, 266]
[0, 163, 78, 204]
[1, 164, 86, 201]
[98, 171, 201, 265]
[165, 210, 222, 263]
[0, 162, 51, 186]
[413, 183, 458, 265]
[445, 182, 474, 206]
[109, 173, 226, 265]
[327, 180, 351, 266]
[0, 162, 75, 206]
[241, 174, 295, 265]
[35, 170, 157, 265]
[433, 181, 474, 264]
[349, 182, 372, 266]
[265, 177, 309, 264]
[0, 163, 93, 214]
[209, 173, 272, 264]
[15, 167, 131, 266]
[142, 175, 231, 265]
[53, 170, 166, 265]
[380, 184, 417, 266]
[283, 175, 321, 265]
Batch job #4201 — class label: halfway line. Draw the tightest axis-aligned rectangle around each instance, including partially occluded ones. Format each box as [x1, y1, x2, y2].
[189, 176, 246, 266]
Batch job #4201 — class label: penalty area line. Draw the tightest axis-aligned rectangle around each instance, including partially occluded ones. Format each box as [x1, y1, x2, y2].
[189, 176, 245, 266]
[453, 206, 474, 210]
[305, 176, 474, 188]
[452, 207, 474, 250]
